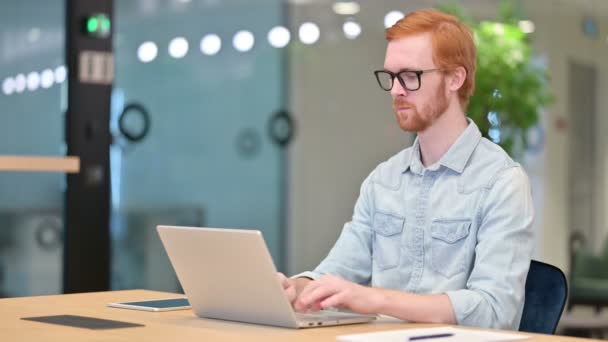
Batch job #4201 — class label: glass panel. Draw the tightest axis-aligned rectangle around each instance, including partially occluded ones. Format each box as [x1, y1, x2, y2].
[0, 0, 66, 297]
[110, 0, 286, 292]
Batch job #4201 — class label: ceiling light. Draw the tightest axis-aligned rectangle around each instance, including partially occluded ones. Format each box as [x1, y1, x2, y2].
[40, 69, 54, 88]
[2, 77, 15, 95]
[26, 72, 40, 91]
[14, 74, 26, 93]
[343, 21, 361, 40]
[384, 11, 404, 29]
[233, 30, 255, 52]
[332, 2, 360, 16]
[299, 22, 320, 45]
[268, 26, 290, 48]
[54, 66, 67, 83]
[168, 37, 189, 58]
[138, 41, 158, 63]
[200, 34, 221, 55]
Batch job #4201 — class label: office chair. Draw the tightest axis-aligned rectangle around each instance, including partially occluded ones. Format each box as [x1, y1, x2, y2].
[519, 260, 568, 334]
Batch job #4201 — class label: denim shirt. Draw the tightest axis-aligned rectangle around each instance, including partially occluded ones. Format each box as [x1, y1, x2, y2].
[296, 119, 534, 330]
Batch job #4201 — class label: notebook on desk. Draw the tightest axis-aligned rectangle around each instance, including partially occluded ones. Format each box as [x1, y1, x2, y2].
[157, 225, 376, 328]
[337, 326, 530, 342]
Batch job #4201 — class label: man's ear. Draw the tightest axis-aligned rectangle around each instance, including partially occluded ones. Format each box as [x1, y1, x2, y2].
[448, 66, 467, 92]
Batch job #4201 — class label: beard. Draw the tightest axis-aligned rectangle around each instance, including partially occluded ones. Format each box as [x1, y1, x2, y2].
[392, 77, 449, 133]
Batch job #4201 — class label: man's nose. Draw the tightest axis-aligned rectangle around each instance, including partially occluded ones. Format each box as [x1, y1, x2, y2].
[390, 78, 407, 98]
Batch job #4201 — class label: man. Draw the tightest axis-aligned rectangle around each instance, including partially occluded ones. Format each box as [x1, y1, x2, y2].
[279, 8, 534, 330]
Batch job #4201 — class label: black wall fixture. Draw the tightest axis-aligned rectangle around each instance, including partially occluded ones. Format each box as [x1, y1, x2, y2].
[267, 110, 295, 148]
[118, 103, 151, 143]
[64, 0, 114, 293]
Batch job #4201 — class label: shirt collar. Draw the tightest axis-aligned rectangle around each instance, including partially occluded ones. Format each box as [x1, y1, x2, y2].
[403, 137, 424, 174]
[403, 118, 482, 174]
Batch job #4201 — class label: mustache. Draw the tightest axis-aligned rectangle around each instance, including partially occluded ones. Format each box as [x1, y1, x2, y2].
[393, 99, 414, 108]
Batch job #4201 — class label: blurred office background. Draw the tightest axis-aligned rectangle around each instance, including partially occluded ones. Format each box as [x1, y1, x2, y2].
[1, 0, 608, 337]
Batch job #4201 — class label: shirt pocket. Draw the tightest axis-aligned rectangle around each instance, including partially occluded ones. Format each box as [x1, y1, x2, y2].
[372, 211, 405, 271]
[430, 219, 472, 278]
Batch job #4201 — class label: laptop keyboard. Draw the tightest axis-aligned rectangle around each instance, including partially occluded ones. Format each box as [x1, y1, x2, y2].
[296, 311, 367, 322]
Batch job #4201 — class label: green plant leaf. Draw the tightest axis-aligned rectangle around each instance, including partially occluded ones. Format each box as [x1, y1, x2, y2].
[440, 0, 553, 158]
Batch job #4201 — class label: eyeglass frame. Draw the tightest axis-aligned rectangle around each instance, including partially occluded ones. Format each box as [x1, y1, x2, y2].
[373, 68, 442, 91]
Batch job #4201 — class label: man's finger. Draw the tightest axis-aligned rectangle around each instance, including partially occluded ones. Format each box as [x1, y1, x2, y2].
[294, 282, 322, 312]
[285, 285, 297, 303]
[309, 300, 324, 312]
[297, 284, 337, 310]
[297, 278, 321, 300]
[320, 291, 346, 309]
[277, 272, 290, 289]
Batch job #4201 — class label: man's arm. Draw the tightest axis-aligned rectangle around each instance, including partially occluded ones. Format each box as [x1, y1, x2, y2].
[376, 290, 455, 323]
[294, 274, 455, 323]
[444, 165, 534, 329]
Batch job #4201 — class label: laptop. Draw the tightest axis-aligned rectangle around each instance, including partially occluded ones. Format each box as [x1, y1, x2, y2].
[157, 225, 377, 328]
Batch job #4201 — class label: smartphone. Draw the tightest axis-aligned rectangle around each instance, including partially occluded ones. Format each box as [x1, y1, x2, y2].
[107, 297, 191, 312]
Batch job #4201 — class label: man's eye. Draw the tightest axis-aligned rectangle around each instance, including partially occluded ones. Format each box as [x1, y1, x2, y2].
[401, 72, 417, 81]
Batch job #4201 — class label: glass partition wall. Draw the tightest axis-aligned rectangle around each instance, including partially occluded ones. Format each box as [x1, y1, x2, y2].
[0, 0, 66, 297]
[109, 0, 288, 291]
[0, 0, 289, 295]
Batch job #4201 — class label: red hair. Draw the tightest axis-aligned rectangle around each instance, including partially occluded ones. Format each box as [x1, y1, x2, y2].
[386, 9, 476, 108]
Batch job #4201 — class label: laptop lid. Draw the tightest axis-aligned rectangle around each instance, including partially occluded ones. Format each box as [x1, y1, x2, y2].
[157, 225, 300, 328]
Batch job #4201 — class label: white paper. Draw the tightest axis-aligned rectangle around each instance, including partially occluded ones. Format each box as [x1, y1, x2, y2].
[337, 326, 530, 342]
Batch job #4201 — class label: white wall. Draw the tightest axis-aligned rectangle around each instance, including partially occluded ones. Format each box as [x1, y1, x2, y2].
[522, 0, 608, 272]
[286, 1, 417, 273]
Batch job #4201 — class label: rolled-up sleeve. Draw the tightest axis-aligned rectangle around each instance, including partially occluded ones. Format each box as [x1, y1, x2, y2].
[446, 165, 534, 330]
[293, 173, 375, 285]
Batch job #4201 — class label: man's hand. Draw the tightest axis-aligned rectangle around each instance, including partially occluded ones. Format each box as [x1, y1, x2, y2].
[280, 273, 455, 324]
[293, 274, 381, 314]
[277, 272, 297, 304]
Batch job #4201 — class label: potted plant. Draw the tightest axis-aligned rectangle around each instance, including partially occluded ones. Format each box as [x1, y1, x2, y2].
[440, 2, 553, 157]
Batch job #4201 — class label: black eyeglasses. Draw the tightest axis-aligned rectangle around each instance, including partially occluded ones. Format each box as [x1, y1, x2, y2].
[373, 69, 441, 91]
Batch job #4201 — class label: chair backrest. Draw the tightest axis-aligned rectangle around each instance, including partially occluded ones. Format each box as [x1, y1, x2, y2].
[519, 260, 568, 334]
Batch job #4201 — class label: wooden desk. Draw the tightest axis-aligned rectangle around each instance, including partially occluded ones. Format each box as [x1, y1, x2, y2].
[0, 290, 598, 341]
